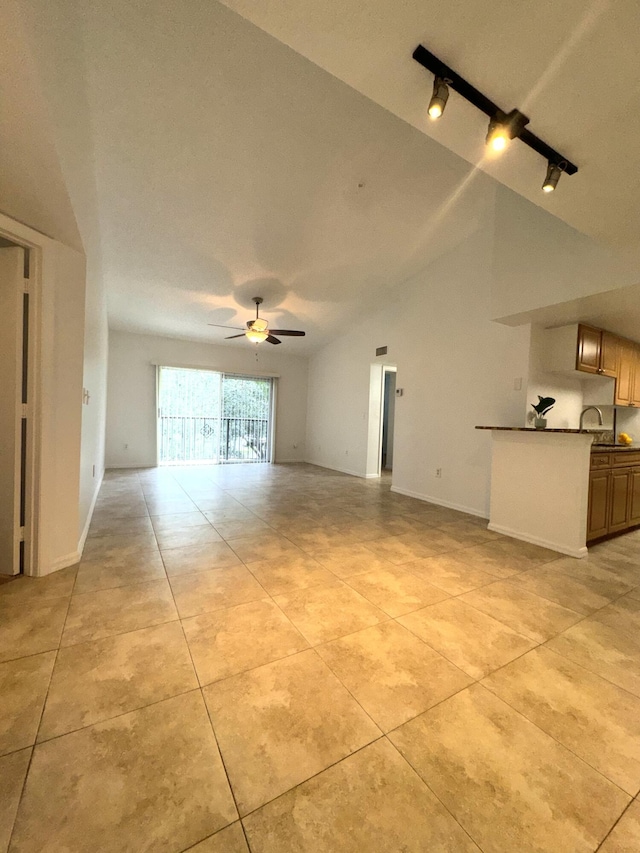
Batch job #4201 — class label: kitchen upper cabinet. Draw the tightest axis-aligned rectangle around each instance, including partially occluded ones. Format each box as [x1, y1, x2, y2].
[576, 325, 601, 374]
[576, 325, 619, 376]
[544, 323, 640, 407]
[632, 344, 640, 407]
[600, 332, 619, 377]
[615, 339, 634, 406]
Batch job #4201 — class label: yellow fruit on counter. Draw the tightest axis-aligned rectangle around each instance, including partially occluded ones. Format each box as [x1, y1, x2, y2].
[618, 432, 633, 446]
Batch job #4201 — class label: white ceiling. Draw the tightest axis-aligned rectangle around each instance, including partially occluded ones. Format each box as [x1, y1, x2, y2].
[219, 0, 640, 251]
[84, 0, 499, 350]
[20, 0, 634, 351]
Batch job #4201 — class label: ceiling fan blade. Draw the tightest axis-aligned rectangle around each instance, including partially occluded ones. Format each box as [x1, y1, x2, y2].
[266, 335, 281, 345]
[208, 323, 244, 330]
[225, 333, 247, 340]
[268, 329, 305, 336]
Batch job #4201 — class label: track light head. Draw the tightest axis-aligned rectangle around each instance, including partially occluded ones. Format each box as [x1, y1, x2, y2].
[486, 109, 530, 153]
[542, 160, 565, 193]
[486, 117, 509, 151]
[428, 76, 450, 120]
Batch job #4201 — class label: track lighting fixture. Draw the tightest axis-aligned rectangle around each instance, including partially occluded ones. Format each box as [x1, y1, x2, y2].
[485, 109, 529, 153]
[428, 76, 450, 120]
[542, 161, 565, 193]
[412, 43, 577, 190]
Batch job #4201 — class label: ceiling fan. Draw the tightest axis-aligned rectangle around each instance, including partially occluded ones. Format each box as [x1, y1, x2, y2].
[208, 297, 306, 345]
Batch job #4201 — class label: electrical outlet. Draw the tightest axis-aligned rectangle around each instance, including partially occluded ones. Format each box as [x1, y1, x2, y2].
[435, 468, 442, 478]
[124, 443, 129, 450]
[293, 443, 298, 449]
[513, 377, 522, 391]
[345, 449, 349, 455]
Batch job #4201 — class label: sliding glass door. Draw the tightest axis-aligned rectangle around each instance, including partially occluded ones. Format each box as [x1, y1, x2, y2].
[157, 367, 273, 465]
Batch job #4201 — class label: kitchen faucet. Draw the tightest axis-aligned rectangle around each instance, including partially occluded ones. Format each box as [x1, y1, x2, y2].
[579, 406, 604, 431]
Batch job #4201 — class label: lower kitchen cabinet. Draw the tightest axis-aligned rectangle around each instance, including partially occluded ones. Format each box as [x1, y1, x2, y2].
[629, 469, 640, 526]
[609, 469, 632, 533]
[587, 470, 610, 540]
[587, 454, 640, 542]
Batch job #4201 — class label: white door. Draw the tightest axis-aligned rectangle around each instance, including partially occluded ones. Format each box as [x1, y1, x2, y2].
[0, 246, 25, 575]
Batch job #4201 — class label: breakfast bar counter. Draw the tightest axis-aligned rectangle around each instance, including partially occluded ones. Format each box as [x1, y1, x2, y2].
[476, 427, 595, 558]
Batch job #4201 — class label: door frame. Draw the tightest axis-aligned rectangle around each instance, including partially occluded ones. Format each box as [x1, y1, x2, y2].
[0, 221, 42, 577]
[365, 362, 397, 478]
[377, 366, 397, 477]
[379, 367, 397, 473]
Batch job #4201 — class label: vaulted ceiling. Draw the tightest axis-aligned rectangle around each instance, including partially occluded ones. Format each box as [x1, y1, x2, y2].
[220, 0, 640, 250]
[83, 0, 501, 350]
[5, 0, 640, 350]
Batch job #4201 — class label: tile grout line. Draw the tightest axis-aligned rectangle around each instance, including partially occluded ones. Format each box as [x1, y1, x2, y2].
[5, 464, 638, 851]
[594, 796, 638, 851]
[381, 732, 490, 853]
[6, 587, 75, 851]
[153, 479, 254, 851]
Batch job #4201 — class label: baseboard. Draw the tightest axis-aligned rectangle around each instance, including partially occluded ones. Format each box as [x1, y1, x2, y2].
[48, 550, 82, 573]
[274, 458, 305, 464]
[487, 522, 588, 559]
[105, 463, 155, 470]
[77, 469, 104, 557]
[390, 485, 486, 519]
[304, 459, 369, 479]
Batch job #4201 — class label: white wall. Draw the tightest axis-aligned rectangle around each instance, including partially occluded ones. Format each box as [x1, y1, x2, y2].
[39, 242, 86, 570]
[5, 0, 110, 553]
[106, 330, 308, 468]
[306, 225, 530, 516]
[492, 186, 638, 321]
[17, 0, 110, 545]
[525, 325, 584, 429]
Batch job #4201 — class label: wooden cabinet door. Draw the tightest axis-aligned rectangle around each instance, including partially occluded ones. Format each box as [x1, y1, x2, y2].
[631, 344, 640, 407]
[615, 339, 634, 405]
[628, 469, 640, 527]
[576, 325, 601, 374]
[609, 469, 631, 533]
[600, 332, 619, 377]
[587, 470, 610, 540]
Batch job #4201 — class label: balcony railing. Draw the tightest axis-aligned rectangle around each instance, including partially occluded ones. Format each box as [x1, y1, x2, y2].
[159, 416, 269, 464]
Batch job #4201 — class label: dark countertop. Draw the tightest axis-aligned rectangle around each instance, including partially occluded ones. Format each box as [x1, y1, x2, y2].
[475, 427, 591, 434]
[591, 444, 638, 451]
[474, 428, 637, 450]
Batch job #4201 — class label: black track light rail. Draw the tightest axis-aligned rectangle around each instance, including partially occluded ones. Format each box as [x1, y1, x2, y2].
[412, 44, 578, 175]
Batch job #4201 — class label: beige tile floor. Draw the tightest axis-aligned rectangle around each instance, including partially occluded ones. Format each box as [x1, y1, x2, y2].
[1, 463, 640, 852]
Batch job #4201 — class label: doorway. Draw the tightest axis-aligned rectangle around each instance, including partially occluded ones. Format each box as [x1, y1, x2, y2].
[157, 367, 274, 465]
[381, 369, 397, 472]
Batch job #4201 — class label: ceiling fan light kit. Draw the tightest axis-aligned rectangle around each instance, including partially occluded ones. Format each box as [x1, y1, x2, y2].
[208, 296, 306, 345]
[412, 43, 577, 193]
